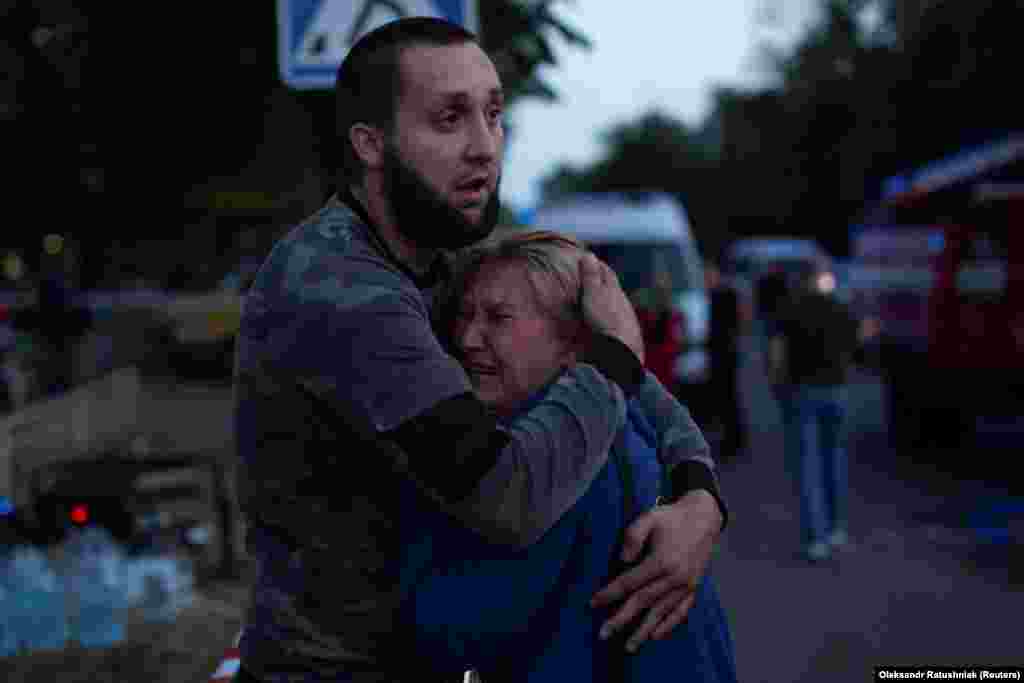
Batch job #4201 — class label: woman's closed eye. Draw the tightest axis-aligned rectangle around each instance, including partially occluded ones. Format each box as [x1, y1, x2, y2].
[454, 308, 513, 325]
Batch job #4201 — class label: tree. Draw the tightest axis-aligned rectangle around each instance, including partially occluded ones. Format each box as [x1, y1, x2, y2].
[4, 2, 594, 288]
[210, 1, 594, 205]
[536, 0, 1023, 261]
[773, 0, 1022, 254]
[480, 0, 591, 105]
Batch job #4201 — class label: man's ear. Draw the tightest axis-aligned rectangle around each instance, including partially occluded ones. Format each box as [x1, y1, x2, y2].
[350, 123, 385, 170]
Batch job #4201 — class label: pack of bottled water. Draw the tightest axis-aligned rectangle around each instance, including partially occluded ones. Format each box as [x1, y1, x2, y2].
[60, 526, 197, 638]
[1, 523, 197, 656]
[54, 525, 128, 649]
[119, 540, 196, 623]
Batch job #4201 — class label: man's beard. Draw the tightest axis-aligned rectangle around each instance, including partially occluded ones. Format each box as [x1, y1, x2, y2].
[382, 143, 500, 251]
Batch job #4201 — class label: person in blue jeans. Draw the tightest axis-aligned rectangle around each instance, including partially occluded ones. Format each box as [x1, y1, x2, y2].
[399, 231, 736, 682]
[768, 266, 861, 563]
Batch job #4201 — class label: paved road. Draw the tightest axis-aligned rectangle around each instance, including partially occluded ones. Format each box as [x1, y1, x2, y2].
[709, 338, 1020, 682]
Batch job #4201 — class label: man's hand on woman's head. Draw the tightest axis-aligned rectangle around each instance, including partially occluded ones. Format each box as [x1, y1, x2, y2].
[578, 253, 645, 365]
[589, 490, 723, 652]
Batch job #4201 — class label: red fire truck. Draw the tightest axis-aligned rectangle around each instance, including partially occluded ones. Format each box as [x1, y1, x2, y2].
[849, 133, 1024, 452]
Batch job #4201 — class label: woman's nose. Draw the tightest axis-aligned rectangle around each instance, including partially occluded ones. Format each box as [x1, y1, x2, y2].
[457, 317, 485, 351]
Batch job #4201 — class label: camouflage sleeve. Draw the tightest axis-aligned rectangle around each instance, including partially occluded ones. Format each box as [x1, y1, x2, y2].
[255, 244, 627, 548]
[267, 246, 472, 432]
[632, 371, 714, 472]
[431, 364, 627, 548]
[632, 370, 728, 525]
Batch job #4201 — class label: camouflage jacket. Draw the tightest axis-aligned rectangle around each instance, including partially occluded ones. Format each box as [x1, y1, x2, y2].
[233, 195, 720, 681]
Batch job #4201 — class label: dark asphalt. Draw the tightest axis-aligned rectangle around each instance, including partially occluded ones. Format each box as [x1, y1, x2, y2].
[706, 337, 1020, 682]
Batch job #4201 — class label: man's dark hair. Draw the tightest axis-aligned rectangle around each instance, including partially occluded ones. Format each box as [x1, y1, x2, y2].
[335, 17, 479, 188]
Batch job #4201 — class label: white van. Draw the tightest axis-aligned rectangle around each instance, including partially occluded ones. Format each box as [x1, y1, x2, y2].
[525, 191, 709, 388]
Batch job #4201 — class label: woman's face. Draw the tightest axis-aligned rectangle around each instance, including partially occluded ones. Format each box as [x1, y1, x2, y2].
[454, 259, 578, 416]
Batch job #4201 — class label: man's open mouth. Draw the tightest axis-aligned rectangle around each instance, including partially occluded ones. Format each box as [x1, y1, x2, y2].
[456, 177, 489, 194]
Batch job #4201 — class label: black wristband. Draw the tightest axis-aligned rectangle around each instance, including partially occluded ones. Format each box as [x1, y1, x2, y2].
[667, 461, 729, 531]
[582, 332, 646, 397]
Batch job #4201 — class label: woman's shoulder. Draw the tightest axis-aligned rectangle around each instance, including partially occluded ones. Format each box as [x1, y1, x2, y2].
[625, 398, 658, 448]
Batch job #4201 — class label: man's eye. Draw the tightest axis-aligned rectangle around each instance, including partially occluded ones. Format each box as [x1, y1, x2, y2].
[439, 112, 460, 128]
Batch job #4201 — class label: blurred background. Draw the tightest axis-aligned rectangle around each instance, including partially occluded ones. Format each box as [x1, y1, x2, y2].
[1, 1, 1020, 681]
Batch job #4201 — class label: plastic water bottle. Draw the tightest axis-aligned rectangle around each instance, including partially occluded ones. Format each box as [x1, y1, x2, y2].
[120, 548, 195, 623]
[0, 582, 11, 657]
[0, 544, 68, 655]
[58, 526, 126, 648]
[119, 529, 195, 624]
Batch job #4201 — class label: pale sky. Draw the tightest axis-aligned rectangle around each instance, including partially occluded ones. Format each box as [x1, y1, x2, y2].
[499, 0, 818, 210]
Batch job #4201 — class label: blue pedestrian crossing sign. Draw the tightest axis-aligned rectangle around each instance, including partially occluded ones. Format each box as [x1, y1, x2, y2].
[277, 0, 479, 90]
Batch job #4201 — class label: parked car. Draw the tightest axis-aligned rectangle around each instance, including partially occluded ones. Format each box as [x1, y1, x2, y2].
[526, 191, 710, 391]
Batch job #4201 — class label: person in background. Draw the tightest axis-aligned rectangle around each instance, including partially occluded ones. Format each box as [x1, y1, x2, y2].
[767, 266, 861, 563]
[755, 265, 788, 337]
[36, 273, 76, 396]
[631, 264, 686, 395]
[8, 272, 92, 398]
[0, 303, 16, 413]
[705, 264, 748, 461]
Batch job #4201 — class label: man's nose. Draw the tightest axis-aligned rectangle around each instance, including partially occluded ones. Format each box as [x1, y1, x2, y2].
[464, 112, 500, 163]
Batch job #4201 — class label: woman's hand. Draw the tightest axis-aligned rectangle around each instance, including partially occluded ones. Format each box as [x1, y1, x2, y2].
[590, 490, 722, 651]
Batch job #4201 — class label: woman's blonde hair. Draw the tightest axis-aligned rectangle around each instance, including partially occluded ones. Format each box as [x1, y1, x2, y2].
[435, 230, 589, 350]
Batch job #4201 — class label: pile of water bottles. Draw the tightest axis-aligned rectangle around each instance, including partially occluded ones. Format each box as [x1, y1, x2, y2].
[0, 521, 195, 657]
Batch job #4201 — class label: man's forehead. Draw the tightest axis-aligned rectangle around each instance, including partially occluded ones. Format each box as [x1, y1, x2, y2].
[398, 42, 502, 102]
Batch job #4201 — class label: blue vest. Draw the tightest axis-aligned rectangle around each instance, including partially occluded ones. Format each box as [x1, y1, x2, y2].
[397, 393, 736, 683]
